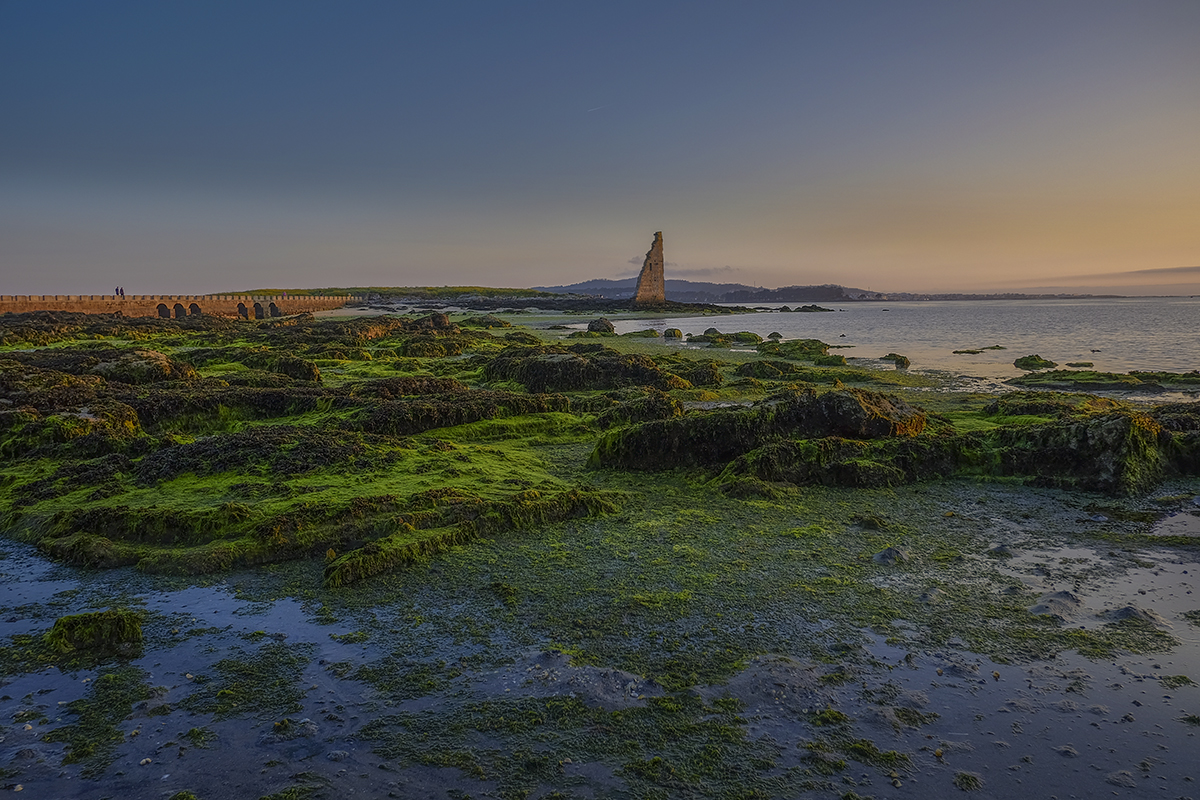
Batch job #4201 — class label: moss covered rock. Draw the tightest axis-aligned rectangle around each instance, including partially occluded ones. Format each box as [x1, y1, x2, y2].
[724, 409, 1175, 495]
[594, 388, 684, 429]
[1013, 354, 1057, 371]
[755, 339, 831, 360]
[590, 388, 926, 471]
[484, 345, 690, 393]
[44, 609, 144, 658]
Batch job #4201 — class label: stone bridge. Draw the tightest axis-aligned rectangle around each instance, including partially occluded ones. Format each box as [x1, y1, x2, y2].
[0, 294, 356, 319]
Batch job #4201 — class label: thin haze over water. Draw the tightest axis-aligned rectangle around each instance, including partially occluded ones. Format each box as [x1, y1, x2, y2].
[605, 297, 1200, 379]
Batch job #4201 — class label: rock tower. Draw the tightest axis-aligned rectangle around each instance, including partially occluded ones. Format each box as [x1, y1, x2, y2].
[633, 231, 666, 307]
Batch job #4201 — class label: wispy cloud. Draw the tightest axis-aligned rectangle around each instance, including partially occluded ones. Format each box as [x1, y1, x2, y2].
[993, 264, 1200, 286]
[667, 265, 743, 279]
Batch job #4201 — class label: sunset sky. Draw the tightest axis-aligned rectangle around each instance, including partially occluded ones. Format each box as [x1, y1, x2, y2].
[2, 1, 1198, 295]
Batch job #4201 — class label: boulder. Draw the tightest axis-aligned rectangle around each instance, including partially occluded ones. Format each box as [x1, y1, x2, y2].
[587, 318, 616, 334]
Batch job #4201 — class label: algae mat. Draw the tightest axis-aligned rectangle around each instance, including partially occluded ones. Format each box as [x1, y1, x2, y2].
[1, 309, 1199, 799]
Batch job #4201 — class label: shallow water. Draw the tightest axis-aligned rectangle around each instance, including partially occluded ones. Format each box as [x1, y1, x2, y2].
[596, 296, 1200, 381]
[4, 482, 1200, 799]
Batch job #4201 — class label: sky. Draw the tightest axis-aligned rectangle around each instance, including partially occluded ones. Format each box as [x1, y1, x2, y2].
[2, 1, 1199, 296]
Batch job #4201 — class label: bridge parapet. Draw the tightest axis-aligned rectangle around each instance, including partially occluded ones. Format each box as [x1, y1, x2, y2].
[0, 294, 357, 319]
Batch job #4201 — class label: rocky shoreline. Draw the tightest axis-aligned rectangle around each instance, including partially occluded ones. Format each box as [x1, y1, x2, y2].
[1, 307, 1198, 799]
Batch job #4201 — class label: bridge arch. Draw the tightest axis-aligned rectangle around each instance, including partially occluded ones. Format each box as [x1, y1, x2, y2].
[237, 302, 248, 319]
[173, 302, 186, 318]
[157, 303, 170, 318]
[268, 302, 281, 317]
[189, 303, 201, 315]
[253, 302, 264, 319]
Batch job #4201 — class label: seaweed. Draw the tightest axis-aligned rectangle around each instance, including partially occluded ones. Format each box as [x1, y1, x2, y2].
[590, 388, 926, 471]
[484, 344, 689, 393]
[41, 665, 154, 776]
[44, 608, 144, 658]
[324, 487, 619, 587]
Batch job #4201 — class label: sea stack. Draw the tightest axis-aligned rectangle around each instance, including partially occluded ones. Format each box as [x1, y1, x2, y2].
[633, 231, 666, 307]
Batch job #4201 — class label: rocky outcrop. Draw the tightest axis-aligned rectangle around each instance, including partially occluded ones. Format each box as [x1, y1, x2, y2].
[590, 388, 926, 471]
[633, 232, 666, 307]
[726, 409, 1174, 495]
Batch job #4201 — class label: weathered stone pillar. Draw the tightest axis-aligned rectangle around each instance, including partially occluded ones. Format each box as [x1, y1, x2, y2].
[633, 231, 666, 307]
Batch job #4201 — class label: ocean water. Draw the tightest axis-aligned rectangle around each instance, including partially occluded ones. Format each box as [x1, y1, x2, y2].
[604, 297, 1200, 381]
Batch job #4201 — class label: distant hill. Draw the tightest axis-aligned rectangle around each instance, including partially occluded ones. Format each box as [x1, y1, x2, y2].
[534, 279, 881, 303]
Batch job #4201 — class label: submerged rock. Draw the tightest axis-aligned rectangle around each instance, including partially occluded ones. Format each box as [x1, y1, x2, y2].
[918, 588, 944, 603]
[1029, 590, 1083, 621]
[1105, 771, 1138, 788]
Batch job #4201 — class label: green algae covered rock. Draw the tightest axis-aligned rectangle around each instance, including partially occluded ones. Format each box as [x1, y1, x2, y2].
[673, 359, 724, 387]
[484, 345, 690, 393]
[90, 349, 198, 384]
[735, 360, 804, 380]
[663, 328, 683, 339]
[722, 409, 1174, 495]
[44, 609, 144, 658]
[594, 388, 684, 429]
[590, 388, 926, 471]
[882, 353, 910, 368]
[271, 356, 321, 382]
[323, 488, 620, 588]
[755, 338, 831, 360]
[1010, 369, 1200, 391]
[1013, 354, 1057, 371]
[690, 330, 763, 345]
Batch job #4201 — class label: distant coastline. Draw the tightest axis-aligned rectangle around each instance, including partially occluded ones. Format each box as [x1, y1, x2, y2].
[533, 277, 1128, 304]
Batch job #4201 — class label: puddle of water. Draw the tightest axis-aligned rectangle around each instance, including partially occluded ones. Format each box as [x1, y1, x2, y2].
[1150, 510, 1200, 537]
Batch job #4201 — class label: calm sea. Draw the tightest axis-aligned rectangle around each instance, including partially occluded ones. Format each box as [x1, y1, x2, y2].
[603, 297, 1200, 384]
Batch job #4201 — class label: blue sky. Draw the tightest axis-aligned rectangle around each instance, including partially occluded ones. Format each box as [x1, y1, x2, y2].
[2, 1, 1198, 294]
